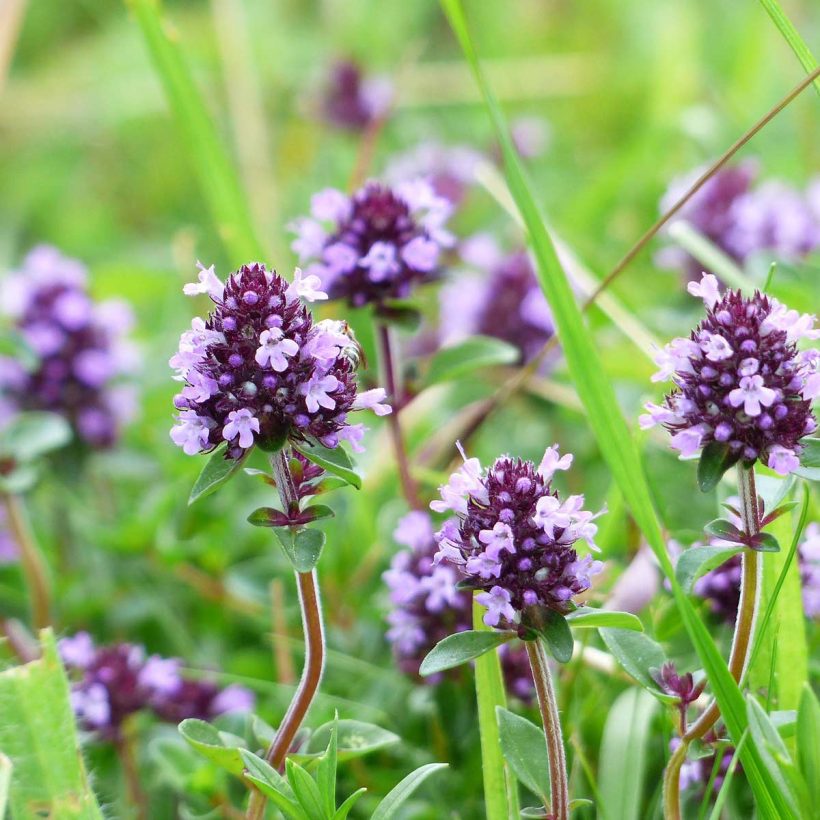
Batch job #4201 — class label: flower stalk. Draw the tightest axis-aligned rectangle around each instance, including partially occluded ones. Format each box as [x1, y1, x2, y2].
[2, 492, 52, 630]
[526, 639, 569, 820]
[246, 450, 327, 820]
[662, 463, 761, 819]
[377, 323, 420, 509]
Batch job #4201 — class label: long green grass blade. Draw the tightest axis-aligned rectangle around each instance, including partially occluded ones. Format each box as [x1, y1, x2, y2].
[758, 0, 820, 95]
[439, 3, 791, 816]
[0, 630, 103, 819]
[472, 597, 520, 820]
[126, 0, 266, 262]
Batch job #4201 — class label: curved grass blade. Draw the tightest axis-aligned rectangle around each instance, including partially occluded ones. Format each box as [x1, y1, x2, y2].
[758, 0, 820, 96]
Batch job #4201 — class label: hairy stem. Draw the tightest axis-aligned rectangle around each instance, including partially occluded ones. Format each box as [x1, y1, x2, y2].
[662, 464, 762, 819]
[247, 451, 326, 820]
[377, 323, 421, 509]
[526, 640, 569, 820]
[2, 492, 52, 630]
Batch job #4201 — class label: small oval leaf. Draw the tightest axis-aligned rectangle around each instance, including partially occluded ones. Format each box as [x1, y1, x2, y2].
[292, 529, 326, 572]
[496, 707, 550, 802]
[247, 507, 291, 528]
[565, 608, 644, 632]
[697, 441, 738, 493]
[0, 412, 72, 462]
[293, 442, 361, 490]
[599, 628, 675, 700]
[536, 609, 573, 663]
[189, 446, 248, 506]
[703, 518, 743, 542]
[303, 719, 399, 760]
[750, 532, 781, 553]
[676, 544, 744, 594]
[419, 630, 514, 676]
[178, 719, 246, 776]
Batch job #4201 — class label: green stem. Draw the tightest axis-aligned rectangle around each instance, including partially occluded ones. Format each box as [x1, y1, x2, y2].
[2, 493, 52, 630]
[662, 464, 762, 818]
[526, 640, 569, 820]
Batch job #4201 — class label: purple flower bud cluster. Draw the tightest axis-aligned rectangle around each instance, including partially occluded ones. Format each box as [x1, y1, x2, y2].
[431, 445, 604, 628]
[657, 161, 820, 278]
[321, 60, 393, 132]
[170, 262, 390, 460]
[290, 181, 454, 308]
[59, 632, 254, 741]
[0, 246, 137, 448]
[642, 274, 818, 475]
[652, 661, 705, 733]
[383, 511, 533, 699]
[689, 520, 820, 623]
[440, 235, 555, 365]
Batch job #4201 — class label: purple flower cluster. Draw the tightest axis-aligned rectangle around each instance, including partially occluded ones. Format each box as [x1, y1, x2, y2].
[290, 181, 454, 308]
[642, 274, 819, 475]
[688, 520, 820, 622]
[0, 246, 136, 448]
[440, 235, 555, 365]
[431, 445, 603, 628]
[652, 661, 705, 733]
[59, 632, 254, 740]
[321, 60, 393, 132]
[170, 262, 390, 460]
[657, 161, 820, 278]
[383, 511, 533, 699]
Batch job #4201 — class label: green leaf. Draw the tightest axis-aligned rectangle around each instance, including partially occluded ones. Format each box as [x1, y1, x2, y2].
[599, 628, 671, 698]
[292, 529, 326, 573]
[370, 763, 449, 820]
[239, 750, 305, 820]
[178, 719, 246, 776]
[126, 0, 265, 261]
[292, 442, 361, 490]
[419, 630, 515, 676]
[675, 545, 744, 594]
[703, 518, 743, 541]
[697, 442, 738, 493]
[796, 686, 820, 805]
[496, 707, 550, 803]
[332, 788, 366, 820]
[286, 759, 325, 818]
[425, 335, 519, 386]
[472, 598, 520, 820]
[438, 4, 797, 814]
[303, 719, 399, 760]
[565, 607, 644, 632]
[299, 504, 335, 525]
[375, 300, 423, 331]
[598, 689, 658, 820]
[188, 446, 248, 506]
[0, 412, 72, 463]
[752, 532, 781, 553]
[0, 464, 41, 494]
[794, 438, 820, 480]
[532, 609, 573, 663]
[758, 0, 820, 97]
[247, 507, 291, 528]
[316, 721, 337, 817]
[0, 630, 103, 819]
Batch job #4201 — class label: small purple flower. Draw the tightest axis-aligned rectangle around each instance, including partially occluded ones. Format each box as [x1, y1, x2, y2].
[656, 161, 820, 279]
[59, 633, 254, 740]
[440, 237, 555, 366]
[290, 180, 453, 308]
[431, 444, 604, 628]
[0, 246, 137, 449]
[170, 262, 386, 460]
[643, 274, 818, 476]
[320, 60, 393, 132]
[383, 511, 534, 700]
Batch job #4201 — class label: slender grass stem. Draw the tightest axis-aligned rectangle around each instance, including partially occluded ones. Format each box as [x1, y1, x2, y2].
[377, 323, 421, 509]
[662, 464, 762, 819]
[526, 640, 569, 820]
[246, 451, 327, 820]
[114, 727, 148, 820]
[2, 492, 51, 630]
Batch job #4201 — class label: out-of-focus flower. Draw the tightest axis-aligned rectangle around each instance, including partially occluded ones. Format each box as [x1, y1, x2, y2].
[642, 274, 818, 476]
[170, 262, 388, 460]
[440, 235, 554, 365]
[677, 737, 739, 796]
[320, 59, 393, 131]
[657, 162, 820, 278]
[0, 246, 137, 448]
[431, 444, 603, 628]
[383, 511, 533, 699]
[59, 632, 254, 740]
[290, 181, 453, 308]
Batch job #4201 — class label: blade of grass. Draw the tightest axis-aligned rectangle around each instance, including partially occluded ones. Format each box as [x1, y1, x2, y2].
[472, 597, 520, 820]
[126, 0, 266, 263]
[707, 731, 749, 820]
[758, 0, 820, 95]
[439, 3, 792, 816]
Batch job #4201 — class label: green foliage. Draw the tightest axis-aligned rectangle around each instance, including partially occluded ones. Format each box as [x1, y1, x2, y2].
[697, 443, 738, 493]
[188, 446, 248, 505]
[0, 630, 102, 819]
[293, 442, 362, 490]
[424, 336, 519, 386]
[496, 707, 550, 804]
[598, 688, 658, 820]
[420, 630, 515, 676]
[564, 608, 644, 632]
[796, 686, 820, 807]
[599, 628, 672, 700]
[275, 528, 327, 572]
[178, 719, 247, 777]
[675, 544, 744, 594]
[369, 763, 449, 820]
[758, 0, 820, 95]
